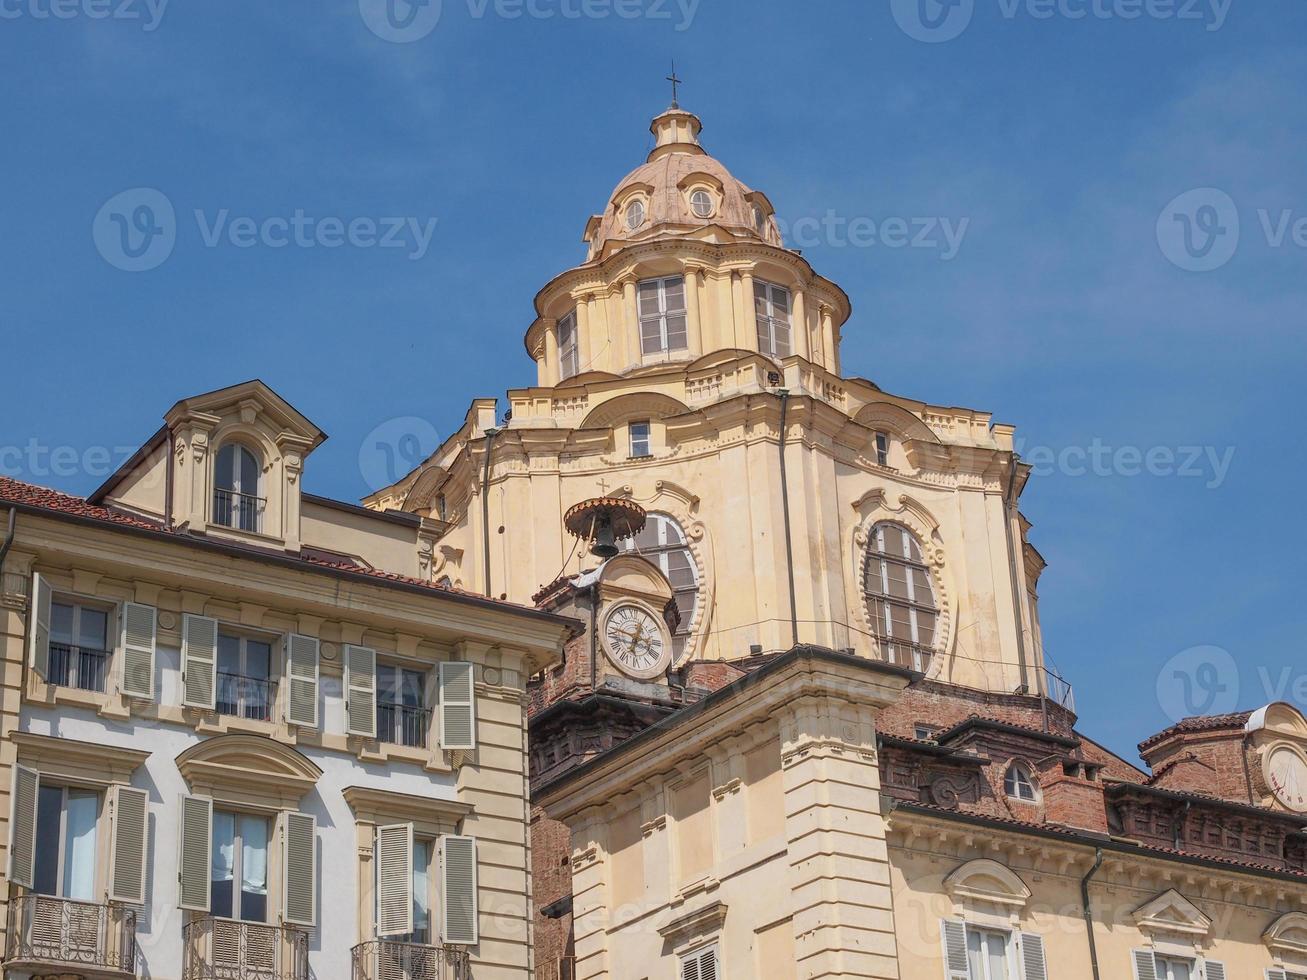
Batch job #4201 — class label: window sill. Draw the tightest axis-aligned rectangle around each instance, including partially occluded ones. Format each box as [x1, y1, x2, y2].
[202, 522, 286, 549]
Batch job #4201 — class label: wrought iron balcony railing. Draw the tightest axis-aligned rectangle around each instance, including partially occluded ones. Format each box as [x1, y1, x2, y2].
[49, 641, 111, 692]
[3, 894, 137, 977]
[216, 672, 278, 721]
[350, 939, 471, 980]
[377, 703, 431, 749]
[183, 918, 308, 980]
[213, 489, 266, 534]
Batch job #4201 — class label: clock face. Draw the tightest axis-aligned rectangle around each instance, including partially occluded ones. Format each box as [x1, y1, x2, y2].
[601, 603, 670, 679]
[1267, 746, 1307, 812]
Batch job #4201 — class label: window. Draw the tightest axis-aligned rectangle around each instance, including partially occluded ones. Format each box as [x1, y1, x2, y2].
[33, 784, 100, 900]
[1004, 762, 1038, 803]
[754, 281, 792, 358]
[689, 189, 714, 218]
[49, 600, 110, 693]
[629, 421, 652, 458]
[375, 837, 432, 945]
[914, 725, 938, 741]
[378, 663, 427, 748]
[214, 443, 263, 533]
[622, 514, 698, 656]
[210, 811, 271, 923]
[680, 944, 718, 980]
[436, 494, 448, 521]
[966, 928, 1010, 980]
[1154, 956, 1195, 980]
[216, 632, 274, 721]
[752, 205, 767, 234]
[638, 276, 688, 357]
[625, 200, 646, 231]
[558, 310, 579, 381]
[875, 432, 891, 467]
[863, 523, 938, 672]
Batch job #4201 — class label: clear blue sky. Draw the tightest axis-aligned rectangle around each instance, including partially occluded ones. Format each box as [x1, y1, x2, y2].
[3, 0, 1304, 763]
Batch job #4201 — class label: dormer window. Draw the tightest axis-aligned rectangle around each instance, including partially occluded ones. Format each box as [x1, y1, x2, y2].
[625, 200, 646, 232]
[1004, 762, 1039, 803]
[754, 281, 792, 358]
[690, 189, 714, 218]
[214, 443, 264, 533]
[558, 310, 579, 380]
[638, 277, 688, 357]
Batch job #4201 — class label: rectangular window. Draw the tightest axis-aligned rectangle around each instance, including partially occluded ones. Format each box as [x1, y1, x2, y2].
[378, 664, 427, 748]
[211, 810, 270, 923]
[33, 784, 100, 900]
[1154, 957, 1194, 980]
[216, 632, 274, 721]
[48, 600, 110, 693]
[629, 421, 652, 458]
[558, 311, 579, 380]
[754, 281, 792, 358]
[638, 277, 688, 357]
[875, 432, 890, 467]
[965, 927, 1009, 980]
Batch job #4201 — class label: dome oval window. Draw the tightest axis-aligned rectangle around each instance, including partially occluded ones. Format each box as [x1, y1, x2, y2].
[690, 189, 714, 218]
[625, 200, 646, 231]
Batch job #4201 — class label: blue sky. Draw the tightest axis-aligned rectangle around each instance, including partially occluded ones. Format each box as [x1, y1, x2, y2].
[3, 0, 1304, 762]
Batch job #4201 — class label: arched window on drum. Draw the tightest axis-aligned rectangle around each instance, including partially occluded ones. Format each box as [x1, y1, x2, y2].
[622, 514, 699, 656]
[863, 522, 938, 672]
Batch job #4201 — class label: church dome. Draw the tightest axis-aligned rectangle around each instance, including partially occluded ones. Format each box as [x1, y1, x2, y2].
[584, 107, 781, 261]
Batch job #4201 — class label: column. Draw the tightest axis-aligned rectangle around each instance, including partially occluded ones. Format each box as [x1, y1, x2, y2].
[740, 270, 756, 352]
[541, 317, 558, 387]
[575, 296, 591, 375]
[684, 266, 703, 358]
[820, 305, 836, 372]
[792, 288, 810, 360]
[622, 278, 639, 364]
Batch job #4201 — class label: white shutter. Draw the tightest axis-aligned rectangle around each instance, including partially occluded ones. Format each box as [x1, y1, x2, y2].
[681, 946, 718, 980]
[178, 794, 213, 911]
[376, 823, 413, 937]
[941, 920, 971, 980]
[1133, 950, 1159, 980]
[439, 662, 476, 751]
[1019, 933, 1047, 980]
[29, 573, 52, 679]
[283, 811, 317, 927]
[441, 834, 478, 945]
[1203, 962, 1227, 980]
[7, 764, 40, 889]
[120, 602, 157, 699]
[285, 634, 320, 728]
[182, 614, 219, 710]
[345, 645, 377, 738]
[108, 785, 149, 903]
[1267, 970, 1289, 980]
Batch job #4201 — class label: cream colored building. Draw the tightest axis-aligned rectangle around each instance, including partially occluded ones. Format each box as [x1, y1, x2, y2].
[0, 380, 576, 980]
[364, 102, 1307, 980]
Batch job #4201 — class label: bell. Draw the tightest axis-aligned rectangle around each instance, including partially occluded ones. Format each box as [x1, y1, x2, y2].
[591, 520, 619, 559]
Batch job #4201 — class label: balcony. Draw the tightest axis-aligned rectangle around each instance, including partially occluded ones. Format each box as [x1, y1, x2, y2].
[213, 489, 266, 534]
[183, 918, 308, 980]
[216, 672, 278, 722]
[3, 894, 137, 979]
[49, 641, 110, 692]
[350, 939, 471, 980]
[377, 703, 431, 749]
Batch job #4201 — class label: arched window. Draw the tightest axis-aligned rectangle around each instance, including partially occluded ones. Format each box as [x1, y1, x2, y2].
[863, 522, 937, 672]
[622, 513, 698, 656]
[1004, 762, 1039, 803]
[214, 443, 263, 533]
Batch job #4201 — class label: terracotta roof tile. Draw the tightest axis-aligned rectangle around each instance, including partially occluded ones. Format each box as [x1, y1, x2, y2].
[1139, 711, 1254, 751]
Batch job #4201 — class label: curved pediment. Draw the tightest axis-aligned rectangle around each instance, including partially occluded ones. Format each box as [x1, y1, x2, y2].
[1248, 702, 1307, 739]
[598, 554, 674, 603]
[177, 734, 322, 811]
[1265, 911, 1307, 957]
[853, 401, 941, 444]
[944, 859, 1031, 910]
[581, 392, 691, 430]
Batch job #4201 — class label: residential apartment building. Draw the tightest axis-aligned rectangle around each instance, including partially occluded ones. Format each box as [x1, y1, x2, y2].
[0, 380, 576, 980]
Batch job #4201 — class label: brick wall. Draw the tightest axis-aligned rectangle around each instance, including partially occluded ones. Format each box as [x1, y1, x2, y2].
[1142, 730, 1254, 803]
[530, 806, 575, 976]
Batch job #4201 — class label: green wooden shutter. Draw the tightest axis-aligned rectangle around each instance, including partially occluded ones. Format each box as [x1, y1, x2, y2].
[375, 823, 413, 937]
[1019, 933, 1047, 980]
[345, 645, 377, 738]
[108, 785, 149, 903]
[7, 764, 40, 889]
[940, 920, 971, 980]
[120, 602, 157, 700]
[181, 615, 218, 710]
[283, 811, 317, 927]
[28, 573, 51, 679]
[441, 834, 478, 945]
[178, 794, 213, 911]
[439, 662, 476, 750]
[285, 634, 319, 728]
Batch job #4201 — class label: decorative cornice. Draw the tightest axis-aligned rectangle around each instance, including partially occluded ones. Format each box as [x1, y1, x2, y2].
[11, 731, 150, 787]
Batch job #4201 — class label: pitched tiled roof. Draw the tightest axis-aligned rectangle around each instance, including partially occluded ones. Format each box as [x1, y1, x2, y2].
[0, 476, 576, 628]
[1138, 711, 1254, 751]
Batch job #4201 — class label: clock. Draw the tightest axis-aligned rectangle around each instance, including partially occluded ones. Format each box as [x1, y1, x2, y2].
[601, 602, 671, 680]
[1266, 745, 1307, 812]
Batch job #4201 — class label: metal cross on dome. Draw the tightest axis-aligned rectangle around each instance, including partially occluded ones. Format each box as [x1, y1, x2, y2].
[666, 63, 683, 109]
